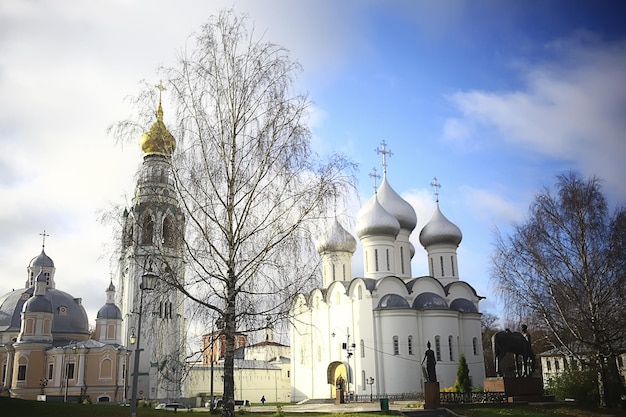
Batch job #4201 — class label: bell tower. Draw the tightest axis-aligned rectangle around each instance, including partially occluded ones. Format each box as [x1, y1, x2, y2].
[117, 84, 186, 401]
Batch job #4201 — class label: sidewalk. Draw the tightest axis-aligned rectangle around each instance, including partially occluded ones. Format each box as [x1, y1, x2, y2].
[192, 400, 422, 413]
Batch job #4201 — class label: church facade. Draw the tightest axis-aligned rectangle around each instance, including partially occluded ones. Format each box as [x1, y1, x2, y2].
[290, 147, 485, 401]
[0, 247, 129, 403]
[116, 96, 187, 401]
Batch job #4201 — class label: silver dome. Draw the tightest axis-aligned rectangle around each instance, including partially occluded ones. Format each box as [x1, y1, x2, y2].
[316, 218, 357, 254]
[356, 195, 400, 239]
[419, 205, 462, 247]
[29, 249, 54, 268]
[412, 292, 448, 310]
[377, 177, 417, 231]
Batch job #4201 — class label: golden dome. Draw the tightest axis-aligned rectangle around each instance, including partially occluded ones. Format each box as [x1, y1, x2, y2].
[140, 101, 176, 156]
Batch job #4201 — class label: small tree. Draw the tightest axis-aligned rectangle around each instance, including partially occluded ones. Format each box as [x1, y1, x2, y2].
[454, 354, 472, 394]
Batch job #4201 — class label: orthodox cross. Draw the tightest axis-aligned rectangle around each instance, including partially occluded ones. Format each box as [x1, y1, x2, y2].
[369, 167, 381, 193]
[39, 230, 49, 249]
[430, 177, 441, 203]
[375, 140, 393, 174]
[156, 80, 166, 101]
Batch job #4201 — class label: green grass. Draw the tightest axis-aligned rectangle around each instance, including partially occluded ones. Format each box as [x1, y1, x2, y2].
[2, 397, 626, 417]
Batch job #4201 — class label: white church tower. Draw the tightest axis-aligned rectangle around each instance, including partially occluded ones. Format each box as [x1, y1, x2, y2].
[117, 87, 186, 401]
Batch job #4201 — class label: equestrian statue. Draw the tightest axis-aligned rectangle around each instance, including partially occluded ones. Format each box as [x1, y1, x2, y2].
[492, 325, 536, 377]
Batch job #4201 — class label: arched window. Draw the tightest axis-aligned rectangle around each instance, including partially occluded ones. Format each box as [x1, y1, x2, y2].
[429, 257, 434, 276]
[448, 335, 454, 361]
[362, 370, 366, 391]
[386, 249, 390, 271]
[360, 339, 365, 358]
[342, 264, 346, 280]
[400, 246, 405, 274]
[440, 256, 444, 276]
[141, 215, 154, 244]
[408, 336, 414, 355]
[99, 358, 112, 379]
[332, 264, 336, 281]
[106, 324, 115, 339]
[435, 336, 441, 361]
[162, 216, 175, 246]
[358, 286, 363, 300]
[393, 336, 399, 355]
[472, 337, 478, 355]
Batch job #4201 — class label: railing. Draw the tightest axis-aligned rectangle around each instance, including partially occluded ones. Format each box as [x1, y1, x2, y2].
[440, 391, 507, 403]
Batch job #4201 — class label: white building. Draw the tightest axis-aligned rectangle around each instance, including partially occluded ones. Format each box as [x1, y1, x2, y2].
[290, 146, 486, 402]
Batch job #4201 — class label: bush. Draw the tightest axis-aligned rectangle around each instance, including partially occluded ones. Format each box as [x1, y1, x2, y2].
[546, 367, 598, 405]
[454, 354, 472, 393]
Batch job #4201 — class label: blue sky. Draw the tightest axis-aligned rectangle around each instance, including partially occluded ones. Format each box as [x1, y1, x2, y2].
[1, 0, 625, 326]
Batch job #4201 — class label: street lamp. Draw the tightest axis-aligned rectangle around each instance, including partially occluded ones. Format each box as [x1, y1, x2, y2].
[129, 260, 158, 417]
[367, 377, 375, 402]
[64, 342, 77, 402]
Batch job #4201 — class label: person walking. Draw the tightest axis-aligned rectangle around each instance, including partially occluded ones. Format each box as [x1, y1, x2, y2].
[261, 395, 265, 406]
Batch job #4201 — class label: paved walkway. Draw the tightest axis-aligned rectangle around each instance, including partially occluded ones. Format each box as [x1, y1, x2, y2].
[191, 400, 442, 413]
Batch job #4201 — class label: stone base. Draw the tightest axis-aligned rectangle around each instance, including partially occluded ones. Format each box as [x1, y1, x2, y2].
[484, 377, 543, 397]
[424, 381, 440, 409]
[335, 390, 344, 404]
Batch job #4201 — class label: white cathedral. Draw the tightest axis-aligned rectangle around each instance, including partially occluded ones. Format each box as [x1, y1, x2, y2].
[290, 145, 486, 401]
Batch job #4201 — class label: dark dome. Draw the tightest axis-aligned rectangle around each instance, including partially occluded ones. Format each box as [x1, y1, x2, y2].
[23, 294, 53, 313]
[449, 298, 478, 313]
[377, 294, 410, 309]
[97, 303, 122, 320]
[0, 288, 90, 337]
[29, 249, 54, 268]
[412, 292, 448, 310]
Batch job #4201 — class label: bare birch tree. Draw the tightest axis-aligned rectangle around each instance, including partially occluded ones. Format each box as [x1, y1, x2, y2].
[491, 172, 626, 406]
[114, 10, 354, 416]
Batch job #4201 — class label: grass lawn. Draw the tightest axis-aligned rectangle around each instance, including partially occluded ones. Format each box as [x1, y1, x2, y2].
[2, 397, 626, 417]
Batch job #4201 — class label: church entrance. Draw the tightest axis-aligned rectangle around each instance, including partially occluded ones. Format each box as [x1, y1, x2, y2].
[327, 361, 348, 400]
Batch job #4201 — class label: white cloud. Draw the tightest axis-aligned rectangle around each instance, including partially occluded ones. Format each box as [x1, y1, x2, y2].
[444, 34, 626, 200]
[460, 186, 523, 227]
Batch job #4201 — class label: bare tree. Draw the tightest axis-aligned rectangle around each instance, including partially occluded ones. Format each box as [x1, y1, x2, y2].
[114, 10, 354, 416]
[491, 172, 626, 406]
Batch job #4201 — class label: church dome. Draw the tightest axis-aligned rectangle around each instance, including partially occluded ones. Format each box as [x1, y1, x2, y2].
[0, 288, 90, 337]
[97, 303, 122, 320]
[23, 294, 53, 313]
[412, 292, 448, 310]
[377, 176, 417, 231]
[419, 205, 462, 247]
[356, 195, 400, 239]
[140, 101, 176, 156]
[29, 249, 54, 268]
[316, 218, 357, 254]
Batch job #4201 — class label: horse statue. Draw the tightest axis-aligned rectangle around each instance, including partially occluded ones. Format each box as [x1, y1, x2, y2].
[492, 329, 536, 377]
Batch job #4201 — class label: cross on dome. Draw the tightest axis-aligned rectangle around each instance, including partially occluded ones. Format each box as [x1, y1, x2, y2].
[369, 167, 381, 193]
[39, 230, 49, 249]
[375, 140, 393, 175]
[156, 80, 166, 102]
[430, 177, 442, 203]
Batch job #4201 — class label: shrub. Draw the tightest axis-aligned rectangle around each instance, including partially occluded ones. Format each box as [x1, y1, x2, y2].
[454, 354, 472, 393]
[546, 367, 598, 405]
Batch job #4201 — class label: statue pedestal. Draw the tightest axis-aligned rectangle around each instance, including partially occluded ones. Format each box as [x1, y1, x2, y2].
[424, 381, 440, 409]
[484, 377, 550, 402]
[335, 389, 344, 404]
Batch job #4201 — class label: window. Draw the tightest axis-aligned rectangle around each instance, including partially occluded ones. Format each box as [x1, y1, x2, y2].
[618, 356, 624, 367]
[362, 371, 366, 391]
[106, 324, 115, 339]
[393, 336, 399, 355]
[546, 359, 551, 371]
[17, 365, 26, 381]
[408, 336, 413, 355]
[342, 264, 346, 280]
[360, 339, 365, 358]
[472, 337, 478, 355]
[48, 363, 54, 380]
[375, 249, 379, 272]
[99, 358, 112, 379]
[400, 247, 405, 274]
[435, 336, 441, 361]
[66, 363, 75, 380]
[287, 370, 290, 378]
[358, 286, 363, 300]
[141, 215, 154, 244]
[555, 359, 560, 371]
[429, 257, 434, 276]
[365, 251, 369, 272]
[440, 256, 444, 276]
[332, 264, 336, 281]
[386, 249, 390, 271]
[2, 364, 6, 384]
[451, 256, 455, 277]
[448, 335, 454, 361]
[162, 216, 175, 246]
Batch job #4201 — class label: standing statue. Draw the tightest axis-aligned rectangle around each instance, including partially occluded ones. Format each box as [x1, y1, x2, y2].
[422, 341, 437, 382]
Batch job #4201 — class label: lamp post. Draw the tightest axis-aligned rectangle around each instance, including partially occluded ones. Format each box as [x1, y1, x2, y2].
[341, 329, 355, 403]
[367, 377, 374, 402]
[129, 261, 157, 417]
[64, 342, 77, 402]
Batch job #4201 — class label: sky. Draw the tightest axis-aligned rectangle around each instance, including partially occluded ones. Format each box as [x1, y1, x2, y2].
[1, 0, 625, 329]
